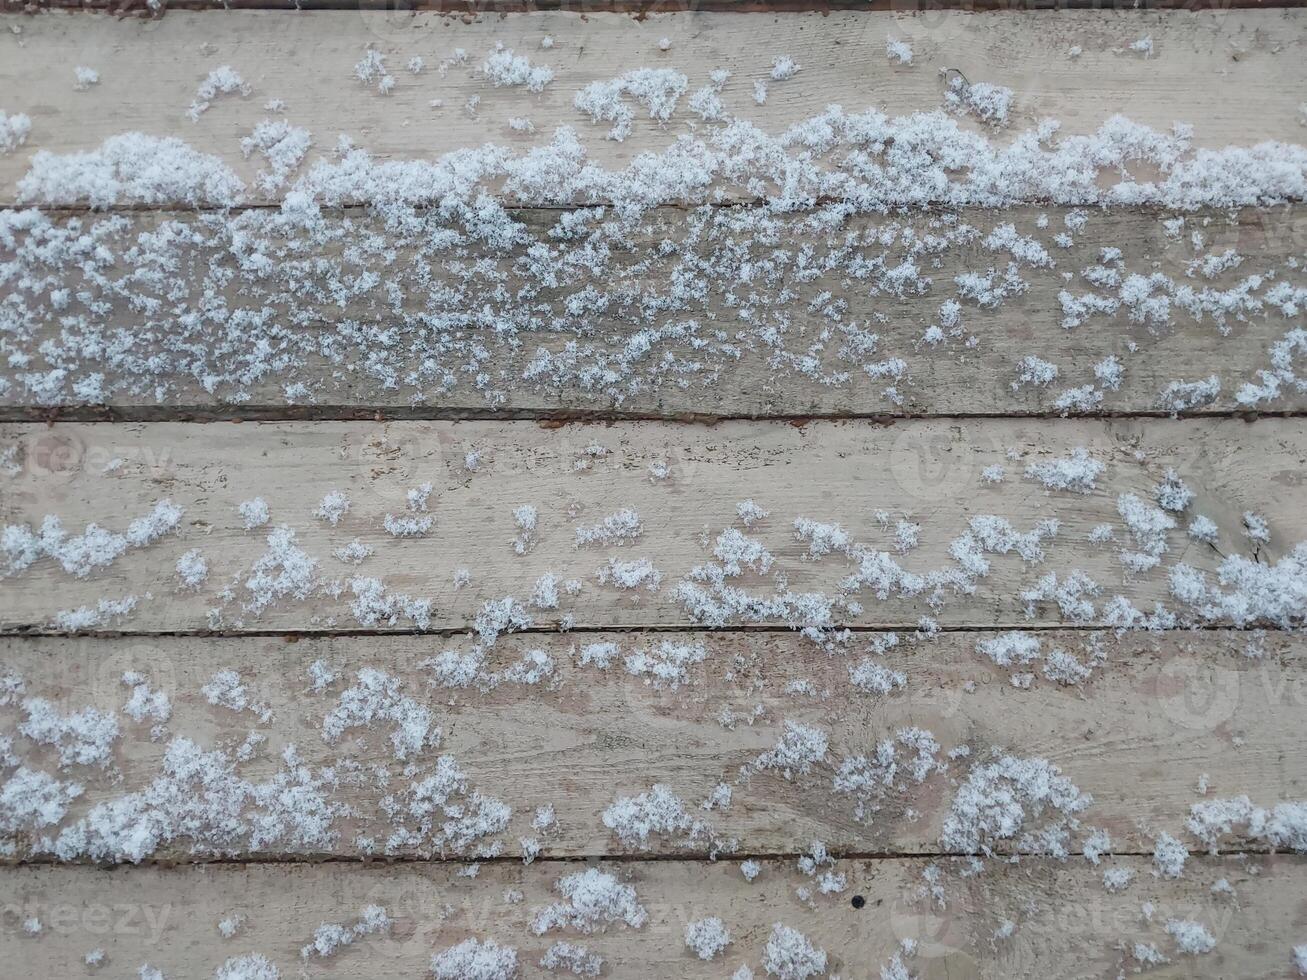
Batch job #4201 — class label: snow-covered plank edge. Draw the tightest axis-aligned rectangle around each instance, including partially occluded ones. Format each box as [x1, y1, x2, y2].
[1, 9, 1305, 205]
[3, 206, 1304, 418]
[0, 629, 1301, 862]
[1, 417, 1303, 633]
[1, 856, 1303, 977]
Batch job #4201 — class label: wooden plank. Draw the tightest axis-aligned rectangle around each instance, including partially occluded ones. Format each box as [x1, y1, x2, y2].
[1, 630, 1302, 861]
[3, 205, 1305, 417]
[1, 418, 1303, 633]
[2, 9, 1306, 205]
[12, 0, 1304, 11]
[2, 857, 1304, 978]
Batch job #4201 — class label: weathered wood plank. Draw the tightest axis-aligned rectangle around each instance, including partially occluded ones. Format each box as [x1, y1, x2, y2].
[3, 205, 1304, 416]
[2, 857, 1303, 978]
[1, 418, 1303, 633]
[2, 9, 1305, 205]
[11, 0, 1302, 12]
[0, 630, 1302, 861]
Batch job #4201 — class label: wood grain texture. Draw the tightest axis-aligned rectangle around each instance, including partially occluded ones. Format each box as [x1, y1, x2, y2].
[4, 8, 1307, 971]
[1, 418, 1302, 633]
[2, 857, 1304, 978]
[3, 205, 1304, 418]
[2, 9, 1306, 205]
[1, 630, 1302, 861]
[10, 0, 1303, 11]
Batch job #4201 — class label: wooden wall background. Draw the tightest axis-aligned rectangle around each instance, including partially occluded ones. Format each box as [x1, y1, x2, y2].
[0, 5, 1305, 979]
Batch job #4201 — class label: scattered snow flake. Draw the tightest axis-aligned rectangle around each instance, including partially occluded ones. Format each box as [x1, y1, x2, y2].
[598, 556, 662, 592]
[574, 69, 687, 141]
[513, 504, 539, 554]
[1024, 447, 1103, 494]
[575, 508, 643, 546]
[176, 549, 208, 589]
[943, 73, 1013, 125]
[770, 56, 801, 81]
[316, 491, 351, 526]
[540, 941, 603, 976]
[201, 670, 271, 723]
[1165, 918, 1216, 955]
[214, 954, 280, 980]
[762, 923, 827, 980]
[238, 498, 270, 530]
[1294, 944, 1307, 976]
[484, 47, 554, 93]
[1133, 942, 1169, 967]
[532, 868, 647, 934]
[1158, 375, 1220, 413]
[602, 783, 718, 850]
[322, 668, 438, 760]
[976, 631, 1041, 668]
[1243, 510, 1271, 544]
[941, 754, 1091, 857]
[353, 49, 394, 94]
[750, 721, 828, 780]
[1012, 355, 1059, 390]
[1153, 469, 1193, 512]
[0, 767, 83, 833]
[737, 499, 769, 527]
[623, 639, 703, 688]
[1102, 866, 1134, 892]
[300, 905, 392, 960]
[1152, 831, 1189, 878]
[430, 938, 518, 980]
[19, 698, 119, 768]
[685, 917, 731, 959]
[886, 37, 913, 65]
[239, 119, 311, 195]
[187, 66, 250, 122]
[122, 672, 171, 724]
[0, 111, 31, 155]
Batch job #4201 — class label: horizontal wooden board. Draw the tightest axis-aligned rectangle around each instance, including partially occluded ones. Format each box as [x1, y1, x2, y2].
[12, 0, 1304, 11]
[3, 205, 1304, 417]
[1, 418, 1303, 633]
[2, 9, 1306, 205]
[0, 630, 1302, 861]
[2, 857, 1304, 978]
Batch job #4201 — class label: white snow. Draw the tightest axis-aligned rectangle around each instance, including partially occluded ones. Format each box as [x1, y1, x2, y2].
[532, 868, 647, 934]
[1165, 918, 1216, 955]
[762, 923, 827, 980]
[684, 917, 731, 959]
[886, 38, 913, 65]
[430, 938, 518, 979]
[187, 67, 250, 122]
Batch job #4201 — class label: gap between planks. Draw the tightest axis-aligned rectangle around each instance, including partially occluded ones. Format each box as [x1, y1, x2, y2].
[0, 408, 1290, 424]
[13, 0, 1305, 10]
[0, 620, 1288, 640]
[0, 845, 1284, 868]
